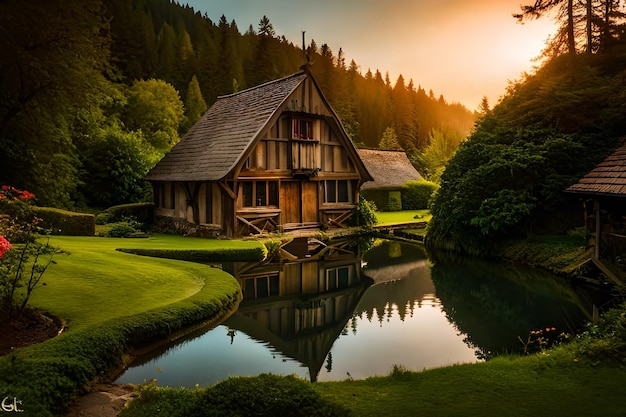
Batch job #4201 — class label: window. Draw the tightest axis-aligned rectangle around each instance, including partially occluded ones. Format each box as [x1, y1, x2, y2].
[243, 273, 280, 300]
[292, 118, 314, 140]
[241, 181, 278, 207]
[326, 266, 351, 291]
[324, 180, 351, 204]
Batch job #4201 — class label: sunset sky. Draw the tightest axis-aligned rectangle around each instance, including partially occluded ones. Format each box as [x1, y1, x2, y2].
[182, 0, 557, 111]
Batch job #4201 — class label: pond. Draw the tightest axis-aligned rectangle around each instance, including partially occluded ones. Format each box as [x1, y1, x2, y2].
[116, 238, 603, 388]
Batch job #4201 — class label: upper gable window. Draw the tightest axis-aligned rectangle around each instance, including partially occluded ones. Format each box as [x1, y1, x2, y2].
[292, 118, 314, 140]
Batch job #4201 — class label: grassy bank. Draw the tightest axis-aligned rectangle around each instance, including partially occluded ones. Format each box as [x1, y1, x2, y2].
[0, 235, 266, 416]
[118, 324, 626, 417]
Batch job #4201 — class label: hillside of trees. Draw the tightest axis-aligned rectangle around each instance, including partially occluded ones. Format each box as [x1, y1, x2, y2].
[0, 0, 475, 209]
[427, 0, 626, 255]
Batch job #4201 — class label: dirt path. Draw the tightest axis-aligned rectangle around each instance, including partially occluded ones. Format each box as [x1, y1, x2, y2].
[66, 384, 136, 417]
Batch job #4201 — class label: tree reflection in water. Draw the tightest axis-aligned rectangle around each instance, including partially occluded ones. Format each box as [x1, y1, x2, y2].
[117, 238, 599, 387]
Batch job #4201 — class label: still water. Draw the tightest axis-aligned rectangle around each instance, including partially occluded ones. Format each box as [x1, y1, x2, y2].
[116, 238, 596, 388]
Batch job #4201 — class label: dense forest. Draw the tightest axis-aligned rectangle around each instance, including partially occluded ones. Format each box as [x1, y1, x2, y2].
[0, 0, 475, 209]
[427, 0, 626, 255]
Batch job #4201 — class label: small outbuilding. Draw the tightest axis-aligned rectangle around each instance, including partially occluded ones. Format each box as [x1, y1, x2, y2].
[145, 71, 372, 238]
[565, 143, 626, 282]
[356, 148, 423, 211]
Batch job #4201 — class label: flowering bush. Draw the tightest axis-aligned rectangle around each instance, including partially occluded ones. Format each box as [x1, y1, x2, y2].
[0, 185, 62, 321]
[0, 236, 10, 258]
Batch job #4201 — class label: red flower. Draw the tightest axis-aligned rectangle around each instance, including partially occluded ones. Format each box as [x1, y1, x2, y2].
[0, 235, 11, 259]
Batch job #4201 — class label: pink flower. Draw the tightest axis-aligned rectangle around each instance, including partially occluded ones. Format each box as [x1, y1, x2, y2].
[0, 235, 11, 259]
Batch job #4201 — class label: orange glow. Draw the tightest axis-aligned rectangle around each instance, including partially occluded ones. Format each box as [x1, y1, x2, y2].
[185, 0, 558, 110]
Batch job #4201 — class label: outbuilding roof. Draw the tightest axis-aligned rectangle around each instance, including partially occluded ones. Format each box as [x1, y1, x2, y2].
[565, 144, 626, 197]
[356, 149, 422, 190]
[145, 72, 307, 182]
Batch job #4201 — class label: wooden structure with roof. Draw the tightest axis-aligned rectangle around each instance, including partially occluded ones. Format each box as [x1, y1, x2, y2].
[356, 148, 422, 211]
[565, 143, 626, 282]
[146, 71, 372, 237]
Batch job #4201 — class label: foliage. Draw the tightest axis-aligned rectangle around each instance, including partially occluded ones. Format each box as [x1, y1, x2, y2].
[0, 0, 113, 208]
[122, 374, 350, 417]
[401, 179, 439, 210]
[427, 50, 626, 255]
[378, 127, 402, 150]
[96, 202, 155, 227]
[116, 246, 267, 263]
[122, 79, 184, 152]
[0, 186, 62, 321]
[410, 128, 466, 183]
[35, 207, 95, 236]
[0, 0, 475, 209]
[570, 303, 626, 360]
[388, 190, 402, 211]
[105, 219, 144, 238]
[349, 195, 378, 227]
[0, 233, 254, 414]
[78, 124, 156, 207]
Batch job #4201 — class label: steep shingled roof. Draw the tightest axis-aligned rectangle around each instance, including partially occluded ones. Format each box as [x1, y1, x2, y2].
[145, 72, 307, 182]
[565, 144, 626, 197]
[356, 149, 422, 190]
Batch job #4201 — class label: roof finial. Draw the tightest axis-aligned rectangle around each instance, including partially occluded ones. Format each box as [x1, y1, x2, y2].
[301, 31, 311, 72]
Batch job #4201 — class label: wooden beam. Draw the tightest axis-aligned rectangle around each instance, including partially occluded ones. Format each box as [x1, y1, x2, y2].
[595, 199, 601, 259]
[219, 181, 237, 200]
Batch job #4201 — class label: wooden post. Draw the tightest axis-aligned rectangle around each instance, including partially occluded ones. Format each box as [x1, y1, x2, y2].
[595, 198, 601, 259]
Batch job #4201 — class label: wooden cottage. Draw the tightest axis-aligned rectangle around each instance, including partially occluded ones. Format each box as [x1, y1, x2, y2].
[145, 71, 372, 237]
[565, 143, 626, 281]
[356, 149, 422, 211]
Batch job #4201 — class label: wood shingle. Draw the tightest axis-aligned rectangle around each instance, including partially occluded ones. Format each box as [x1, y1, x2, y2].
[566, 145, 626, 197]
[146, 72, 307, 182]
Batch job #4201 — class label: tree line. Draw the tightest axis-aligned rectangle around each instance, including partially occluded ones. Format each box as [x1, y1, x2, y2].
[0, 0, 475, 209]
[426, 0, 626, 255]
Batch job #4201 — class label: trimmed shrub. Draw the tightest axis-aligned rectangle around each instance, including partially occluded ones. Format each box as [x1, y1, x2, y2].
[401, 179, 439, 210]
[348, 195, 378, 227]
[360, 189, 389, 211]
[0, 269, 242, 415]
[35, 207, 95, 236]
[116, 246, 267, 263]
[121, 374, 350, 417]
[97, 203, 154, 226]
[388, 190, 402, 211]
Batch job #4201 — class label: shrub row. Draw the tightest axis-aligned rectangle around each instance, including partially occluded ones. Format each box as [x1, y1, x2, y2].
[401, 179, 439, 210]
[116, 246, 267, 263]
[95, 202, 154, 226]
[35, 207, 95, 236]
[361, 179, 439, 212]
[120, 374, 350, 417]
[0, 271, 241, 416]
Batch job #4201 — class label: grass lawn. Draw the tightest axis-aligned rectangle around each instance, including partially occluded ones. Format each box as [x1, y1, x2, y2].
[30, 235, 263, 330]
[375, 210, 431, 226]
[312, 354, 626, 417]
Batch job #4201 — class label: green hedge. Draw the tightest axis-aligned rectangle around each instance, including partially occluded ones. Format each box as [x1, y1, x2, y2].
[35, 207, 95, 236]
[0, 272, 241, 416]
[121, 374, 350, 417]
[96, 202, 154, 226]
[116, 246, 267, 263]
[401, 179, 439, 210]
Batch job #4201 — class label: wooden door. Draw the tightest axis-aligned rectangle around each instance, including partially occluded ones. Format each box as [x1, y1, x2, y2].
[301, 182, 318, 224]
[280, 181, 301, 225]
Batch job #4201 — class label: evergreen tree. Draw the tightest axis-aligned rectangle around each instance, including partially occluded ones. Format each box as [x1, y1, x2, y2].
[182, 75, 208, 132]
[0, 0, 112, 207]
[379, 127, 403, 150]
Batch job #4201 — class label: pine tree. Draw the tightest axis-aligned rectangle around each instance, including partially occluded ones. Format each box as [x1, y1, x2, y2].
[379, 127, 403, 150]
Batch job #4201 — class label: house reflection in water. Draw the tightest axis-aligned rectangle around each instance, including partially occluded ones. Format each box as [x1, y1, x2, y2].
[222, 238, 372, 382]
